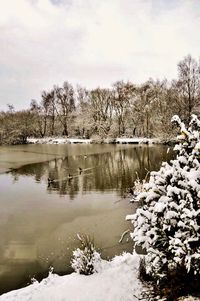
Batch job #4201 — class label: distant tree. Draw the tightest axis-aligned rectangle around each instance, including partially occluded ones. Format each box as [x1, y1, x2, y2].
[7, 104, 15, 113]
[129, 79, 177, 139]
[131, 80, 155, 137]
[75, 86, 92, 138]
[89, 88, 114, 137]
[30, 99, 48, 137]
[112, 81, 136, 136]
[2, 54, 200, 144]
[44, 89, 56, 136]
[0, 109, 34, 144]
[54, 81, 75, 136]
[41, 90, 52, 136]
[14, 110, 35, 143]
[175, 55, 200, 122]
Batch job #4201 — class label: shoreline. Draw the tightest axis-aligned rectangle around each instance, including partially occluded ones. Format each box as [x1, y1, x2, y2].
[0, 139, 174, 174]
[27, 137, 172, 145]
[0, 253, 143, 301]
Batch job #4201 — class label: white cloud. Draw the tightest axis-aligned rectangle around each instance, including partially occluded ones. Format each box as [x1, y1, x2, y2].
[0, 0, 200, 109]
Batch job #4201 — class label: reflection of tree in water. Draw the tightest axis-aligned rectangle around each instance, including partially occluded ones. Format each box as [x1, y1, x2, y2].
[11, 162, 49, 183]
[11, 146, 174, 198]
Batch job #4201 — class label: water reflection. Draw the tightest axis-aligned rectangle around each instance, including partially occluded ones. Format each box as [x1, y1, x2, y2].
[0, 144, 174, 295]
[4, 241, 37, 261]
[11, 145, 173, 199]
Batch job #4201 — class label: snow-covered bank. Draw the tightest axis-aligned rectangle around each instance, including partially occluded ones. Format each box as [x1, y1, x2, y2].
[27, 137, 162, 145]
[27, 137, 92, 144]
[115, 137, 160, 144]
[0, 253, 144, 301]
[178, 296, 200, 301]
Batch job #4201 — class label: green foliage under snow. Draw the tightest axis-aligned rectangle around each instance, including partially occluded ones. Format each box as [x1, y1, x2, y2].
[130, 114, 200, 299]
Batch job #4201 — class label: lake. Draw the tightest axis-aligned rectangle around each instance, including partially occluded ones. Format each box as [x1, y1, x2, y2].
[0, 143, 174, 294]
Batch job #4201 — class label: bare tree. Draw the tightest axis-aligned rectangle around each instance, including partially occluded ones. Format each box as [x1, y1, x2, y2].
[30, 100, 44, 137]
[176, 54, 200, 122]
[54, 82, 75, 136]
[89, 88, 114, 137]
[30, 96, 50, 138]
[112, 81, 136, 136]
[75, 86, 91, 137]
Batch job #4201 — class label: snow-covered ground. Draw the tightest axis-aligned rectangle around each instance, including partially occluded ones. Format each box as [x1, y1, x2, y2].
[27, 137, 91, 144]
[0, 253, 144, 301]
[0, 250, 199, 301]
[115, 137, 160, 144]
[27, 137, 160, 145]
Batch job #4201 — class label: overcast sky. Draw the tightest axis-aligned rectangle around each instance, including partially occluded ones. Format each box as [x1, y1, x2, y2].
[0, 0, 200, 110]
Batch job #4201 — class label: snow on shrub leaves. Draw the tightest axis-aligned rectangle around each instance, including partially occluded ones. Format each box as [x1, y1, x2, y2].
[131, 115, 200, 280]
[71, 234, 101, 275]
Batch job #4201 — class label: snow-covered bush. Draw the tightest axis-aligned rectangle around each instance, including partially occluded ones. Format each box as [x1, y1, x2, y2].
[131, 115, 200, 284]
[71, 234, 101, 275]
[130, 171, 149, 201]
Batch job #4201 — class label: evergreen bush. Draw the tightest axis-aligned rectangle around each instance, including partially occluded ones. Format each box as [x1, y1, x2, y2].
[131, 114, 200, 299]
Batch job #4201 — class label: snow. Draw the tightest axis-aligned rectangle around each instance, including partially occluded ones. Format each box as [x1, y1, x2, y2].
[154, 201, 167, 213]
[27, 137, 91, 144]
[69, 138, 91, 144]
[0, 253, 144, 301]
[115, 137, 159, 144]
[126, 214, 135, 221]
[27, 137, 161, 145]
[178, 297, 200, 301]
[129, 114, 200, 281]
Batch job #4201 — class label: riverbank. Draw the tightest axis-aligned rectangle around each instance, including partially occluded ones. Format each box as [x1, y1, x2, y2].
[27, 137, 166, 145]
[0, 252, 199, 301]
[0, 253, 144, 301]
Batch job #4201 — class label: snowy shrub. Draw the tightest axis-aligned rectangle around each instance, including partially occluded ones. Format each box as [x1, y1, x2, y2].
[130, 171, 149, 201]
[131, 115, 200, 287]
[71, 234, 101, 275]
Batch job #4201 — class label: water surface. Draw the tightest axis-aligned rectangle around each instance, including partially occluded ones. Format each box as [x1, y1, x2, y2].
[0, 144, 174, 294]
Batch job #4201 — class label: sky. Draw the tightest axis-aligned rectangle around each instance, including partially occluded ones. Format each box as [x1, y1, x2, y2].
[0, 0, 200, 110]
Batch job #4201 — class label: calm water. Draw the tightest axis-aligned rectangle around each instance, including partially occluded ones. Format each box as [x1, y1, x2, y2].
[0, 144, 174, 294]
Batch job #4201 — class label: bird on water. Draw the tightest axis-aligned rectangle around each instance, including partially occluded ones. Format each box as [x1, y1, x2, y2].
[68, 174, 73, 180]
[48, 177, 54, 184]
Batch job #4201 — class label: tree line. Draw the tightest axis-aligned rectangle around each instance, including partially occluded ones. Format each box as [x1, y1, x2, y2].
[0, 54, 200, 144]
